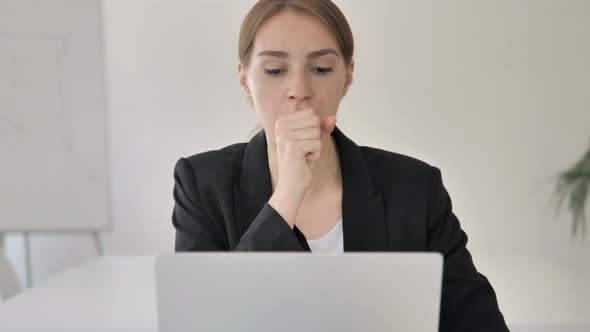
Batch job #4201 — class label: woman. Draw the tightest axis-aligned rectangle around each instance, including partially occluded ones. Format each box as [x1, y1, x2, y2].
[172, 0, 509, 331]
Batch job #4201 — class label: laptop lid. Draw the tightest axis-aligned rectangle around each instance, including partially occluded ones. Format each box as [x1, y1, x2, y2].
[156, 252, 443, 332]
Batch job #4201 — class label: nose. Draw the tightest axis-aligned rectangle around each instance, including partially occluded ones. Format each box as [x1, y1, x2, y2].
[287, 70, 312, 109]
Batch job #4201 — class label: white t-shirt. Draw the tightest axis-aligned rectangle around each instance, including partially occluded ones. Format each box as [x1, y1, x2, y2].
[306, 219, 344, 254]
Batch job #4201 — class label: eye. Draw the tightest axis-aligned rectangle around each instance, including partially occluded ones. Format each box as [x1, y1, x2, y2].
[313, 67, 333, 75]
[264, 68, 285, 76]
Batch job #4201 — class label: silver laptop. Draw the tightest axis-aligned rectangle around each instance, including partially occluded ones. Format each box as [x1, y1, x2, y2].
[155, 252, 443, 332]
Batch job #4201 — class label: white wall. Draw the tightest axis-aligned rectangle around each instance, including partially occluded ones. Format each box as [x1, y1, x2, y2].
[5, 0, 590, 325]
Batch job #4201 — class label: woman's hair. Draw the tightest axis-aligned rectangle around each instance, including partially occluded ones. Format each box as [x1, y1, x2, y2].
[238, 0, 355, 68]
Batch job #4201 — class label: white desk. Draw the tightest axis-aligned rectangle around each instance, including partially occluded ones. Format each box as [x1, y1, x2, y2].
[0, 255, 588, 332]
[0, 256, 157, 332]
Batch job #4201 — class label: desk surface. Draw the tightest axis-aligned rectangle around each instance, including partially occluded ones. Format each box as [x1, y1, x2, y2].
[0, 255, 588, 332]
[0, 256, 157, 331]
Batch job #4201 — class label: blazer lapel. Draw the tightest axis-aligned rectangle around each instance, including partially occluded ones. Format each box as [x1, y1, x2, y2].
[233, 130, 273, 240]
[233, 127, 388, 252]
[332, 127, 389, 252]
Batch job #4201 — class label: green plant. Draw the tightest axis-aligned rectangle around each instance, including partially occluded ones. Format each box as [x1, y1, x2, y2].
[554, 141, 590, 239]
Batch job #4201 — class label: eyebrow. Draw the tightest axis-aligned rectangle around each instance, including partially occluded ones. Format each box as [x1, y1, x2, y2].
[257, 48, 340, 59]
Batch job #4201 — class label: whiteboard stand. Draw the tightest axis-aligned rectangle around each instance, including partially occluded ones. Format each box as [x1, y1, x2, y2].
[20, 231, 105, 288]
[92, 231, 103, 256]
[23, 233, 32, 288]
[0, 233, 22, 300]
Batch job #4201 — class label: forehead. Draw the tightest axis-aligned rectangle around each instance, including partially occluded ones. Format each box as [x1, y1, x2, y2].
[253, 9, 340, 55]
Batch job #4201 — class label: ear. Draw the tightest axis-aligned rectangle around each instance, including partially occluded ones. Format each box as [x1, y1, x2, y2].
[342, 60, 354, 97]
[237, 62, 251, 97]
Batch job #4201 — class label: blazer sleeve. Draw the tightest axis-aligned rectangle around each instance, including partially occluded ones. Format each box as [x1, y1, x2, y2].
[172, 157, 306, 252]
[426, 167, 509, 332]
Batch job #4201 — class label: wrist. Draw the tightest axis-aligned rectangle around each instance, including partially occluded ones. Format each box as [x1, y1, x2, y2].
[268, 183, 306, 228]
[275, 181, 307, 198]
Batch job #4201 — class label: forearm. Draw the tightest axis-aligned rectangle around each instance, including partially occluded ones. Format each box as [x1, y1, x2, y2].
[234, 202, 306, 251]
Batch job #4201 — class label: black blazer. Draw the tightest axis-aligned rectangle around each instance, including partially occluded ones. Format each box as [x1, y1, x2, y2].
[172, 126, 509, 332]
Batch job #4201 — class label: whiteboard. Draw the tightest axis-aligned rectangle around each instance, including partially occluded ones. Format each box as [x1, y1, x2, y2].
[0, 0, 110, 232]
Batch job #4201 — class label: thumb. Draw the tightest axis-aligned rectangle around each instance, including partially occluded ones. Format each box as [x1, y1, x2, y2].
[321, 116, 337, 135]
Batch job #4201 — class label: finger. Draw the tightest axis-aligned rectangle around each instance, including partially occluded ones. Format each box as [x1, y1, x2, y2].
[284, 107, 315, 120]
[306, 149, 321, 161]
[287, 127, 321, 141]
[294, 140, 321, 159]
[306, 152, 320, 161]
[275, 111, 318, 136]
[319, 116, 337, 143]
[321, 116, 337, 134]
[284, 113, 321, 131]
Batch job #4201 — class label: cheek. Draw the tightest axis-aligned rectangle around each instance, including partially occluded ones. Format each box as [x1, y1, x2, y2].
[249, 76, 284, 128]
[313, 78, 345, 116]
[252, 78, 282, 102]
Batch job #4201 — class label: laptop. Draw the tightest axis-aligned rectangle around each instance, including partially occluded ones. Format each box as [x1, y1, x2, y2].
[155, 252, 443, 332]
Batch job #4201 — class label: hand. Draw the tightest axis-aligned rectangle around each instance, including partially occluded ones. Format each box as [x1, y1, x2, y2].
[268, 101, 337, 228]
[274, 101, 337, 193]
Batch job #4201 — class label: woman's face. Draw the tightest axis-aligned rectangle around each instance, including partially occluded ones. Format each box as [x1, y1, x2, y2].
[238, 9, 354, 138]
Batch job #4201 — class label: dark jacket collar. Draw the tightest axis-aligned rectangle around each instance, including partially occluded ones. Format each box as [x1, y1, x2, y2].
[234, 126, 388, 251]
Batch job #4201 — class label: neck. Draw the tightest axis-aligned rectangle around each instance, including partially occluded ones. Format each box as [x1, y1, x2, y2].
[266, 132, 341, 195]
